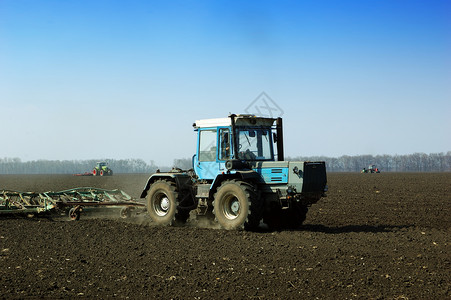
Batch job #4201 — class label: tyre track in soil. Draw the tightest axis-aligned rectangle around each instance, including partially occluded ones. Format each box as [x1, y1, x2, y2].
[0, 173, 450, 299]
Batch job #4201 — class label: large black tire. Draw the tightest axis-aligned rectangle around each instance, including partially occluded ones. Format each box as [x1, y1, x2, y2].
[264, 203, 308, 230]
[146, 180, 189, 226]
[263, 207, 283, 230]
[213, 180, 262, 230]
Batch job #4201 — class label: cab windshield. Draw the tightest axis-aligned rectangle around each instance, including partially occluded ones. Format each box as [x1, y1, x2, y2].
[237, 127, 273, 161]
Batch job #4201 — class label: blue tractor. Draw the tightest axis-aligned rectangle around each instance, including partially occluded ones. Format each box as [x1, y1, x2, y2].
[141, 114, 327, 230]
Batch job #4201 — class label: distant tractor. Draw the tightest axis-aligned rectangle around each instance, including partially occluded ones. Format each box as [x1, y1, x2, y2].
[141, 114, 328, 230]
[92, 162, 113, 176]
[361, 165, 380, 173]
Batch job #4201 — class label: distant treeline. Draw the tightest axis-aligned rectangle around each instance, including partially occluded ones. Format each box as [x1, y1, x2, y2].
[1, 152, 450, 174]
[288, 152, 451, 172]
[0, 158, 158, 175]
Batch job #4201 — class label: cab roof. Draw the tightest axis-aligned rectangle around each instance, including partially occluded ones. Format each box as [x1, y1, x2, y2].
[193, 114, 277, 129]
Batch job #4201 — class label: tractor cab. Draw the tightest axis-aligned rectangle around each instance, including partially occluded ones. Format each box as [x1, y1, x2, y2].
[96, 162, 107, 169]
[192, 114, 281, 180]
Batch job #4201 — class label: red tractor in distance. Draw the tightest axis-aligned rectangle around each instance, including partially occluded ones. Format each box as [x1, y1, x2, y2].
[361, 165, 380, 173]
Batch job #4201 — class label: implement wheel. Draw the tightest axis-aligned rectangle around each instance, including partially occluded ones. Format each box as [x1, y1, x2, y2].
[69, 207, 81, 221]
[146, 180, 188, 226]
[120, 207, 132, 219]
[213, 180, 261, 230]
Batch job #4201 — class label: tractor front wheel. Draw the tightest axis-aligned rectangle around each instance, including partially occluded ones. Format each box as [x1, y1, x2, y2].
[286, 203, 308, 229]
[264, 203, 308, 230]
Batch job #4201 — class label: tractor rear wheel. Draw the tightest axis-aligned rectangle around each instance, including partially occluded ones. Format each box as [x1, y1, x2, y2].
[146, 180, 189, 226]
[213, 180, 262, 230]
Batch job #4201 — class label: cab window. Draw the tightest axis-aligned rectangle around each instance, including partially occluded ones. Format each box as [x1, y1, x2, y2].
[219, 128, 230, 161]
[198, 129, 217, 161]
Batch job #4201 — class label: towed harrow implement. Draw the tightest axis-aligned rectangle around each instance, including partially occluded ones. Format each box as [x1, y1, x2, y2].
[0, 187, 145, 220]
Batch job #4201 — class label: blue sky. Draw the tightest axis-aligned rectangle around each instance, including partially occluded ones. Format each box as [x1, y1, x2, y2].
[1, 0, 450, 166]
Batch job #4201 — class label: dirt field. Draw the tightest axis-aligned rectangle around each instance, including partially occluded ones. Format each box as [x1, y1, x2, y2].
[1, 173, 450, 299]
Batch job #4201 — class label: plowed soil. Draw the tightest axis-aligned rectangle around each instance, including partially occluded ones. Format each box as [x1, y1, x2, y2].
[1, 173, 450, 299]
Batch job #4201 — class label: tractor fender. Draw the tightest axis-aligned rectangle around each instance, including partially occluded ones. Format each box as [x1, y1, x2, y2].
[140, 172, 192, 198]
[210, 170, 261, 195]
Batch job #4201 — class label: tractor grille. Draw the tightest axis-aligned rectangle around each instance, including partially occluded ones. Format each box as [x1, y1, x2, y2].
[271, 168, 285, 182]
